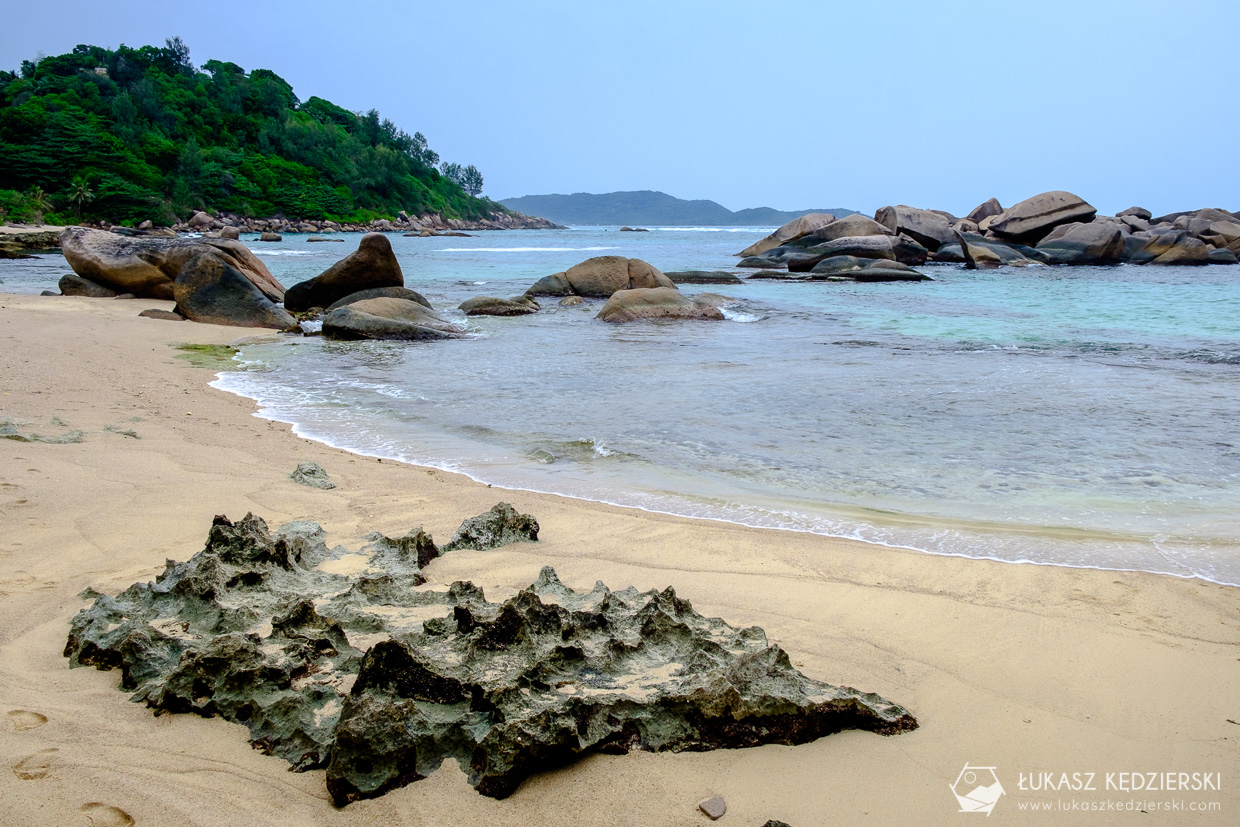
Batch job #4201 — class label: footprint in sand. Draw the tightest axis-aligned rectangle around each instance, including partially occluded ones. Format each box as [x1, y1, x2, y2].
[7, 710, 48, 731]
[81, 802, 135, 827]
[13, 747, 57, 779]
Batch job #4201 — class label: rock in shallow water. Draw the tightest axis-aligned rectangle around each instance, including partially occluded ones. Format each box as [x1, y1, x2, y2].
[65, 513, 917, 804]
[321, 297, 466, 341]
[596, 287, 727, 322]
[284, 233, 405, 313]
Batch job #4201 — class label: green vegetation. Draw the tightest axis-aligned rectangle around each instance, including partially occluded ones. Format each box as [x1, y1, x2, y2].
[173, 342, 244, 370]
[0, 39, 502, 225]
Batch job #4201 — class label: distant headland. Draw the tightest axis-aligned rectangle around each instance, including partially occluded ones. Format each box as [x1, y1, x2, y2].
[498, 190, 858, 227]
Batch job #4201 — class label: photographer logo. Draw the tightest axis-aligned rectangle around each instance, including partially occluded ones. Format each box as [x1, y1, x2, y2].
[952, 764, 1005, 815]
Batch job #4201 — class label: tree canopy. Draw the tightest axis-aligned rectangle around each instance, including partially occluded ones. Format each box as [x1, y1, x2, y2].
[0, 39, 498, 225]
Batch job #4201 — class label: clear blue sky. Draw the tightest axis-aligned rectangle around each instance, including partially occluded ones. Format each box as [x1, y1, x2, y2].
[2, 0, 1235, 216]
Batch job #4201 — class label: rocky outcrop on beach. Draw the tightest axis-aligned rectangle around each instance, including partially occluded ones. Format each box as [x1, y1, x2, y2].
[59, 226, 284, 302]
[173, 252, 297, 329]
[321, 297, 467, 341]
[738, 191, 1240, 271]
[58, 273, 119, 297]
[526, 255, 676, 299]
[284, 233, 404, 313]
[290, 462, 336, 489]
[441, 502, 540, 551]
[596, 287, 728, 323]
[65, 512, 917, 804]
[0, 226, 64, 257]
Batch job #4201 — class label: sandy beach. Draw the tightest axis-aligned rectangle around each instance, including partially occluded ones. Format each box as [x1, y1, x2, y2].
[1, 292, 1236, 826]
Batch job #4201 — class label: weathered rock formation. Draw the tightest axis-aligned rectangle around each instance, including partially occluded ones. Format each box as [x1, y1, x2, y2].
[986, 191, 1097, 243]
[441, 502, 539, 551]
[526, 256, 675, 299]
[955, 231, 1042, 269]
[321, 297, 467, 341]
[60, 226, 283, 303]
[65, 512, 917, 804]
[966, 198, 1004, 224]
[874, 205, 954, 251]
[1035, 221, 1126, 265]
[284, 234, 405, 313]
[596, 287, 728, 322]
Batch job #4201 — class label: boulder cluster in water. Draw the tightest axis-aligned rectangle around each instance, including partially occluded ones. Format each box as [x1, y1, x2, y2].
[52, 187, 1226, 335]
[736, 190, 1240, 273]
[65, 508, 916, 804]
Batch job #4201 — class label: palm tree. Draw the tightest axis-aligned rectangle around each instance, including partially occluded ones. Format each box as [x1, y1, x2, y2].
[25, 186, 50, 225]
[26, 186, 49, 211]
[69, 177, 94, 219]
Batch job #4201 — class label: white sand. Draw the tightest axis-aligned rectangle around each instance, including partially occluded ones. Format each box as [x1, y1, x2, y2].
[1, 293, 1236, 825]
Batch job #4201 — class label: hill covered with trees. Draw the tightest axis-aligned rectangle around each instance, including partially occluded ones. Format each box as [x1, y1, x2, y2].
[498, 190, 857, 226]
[0, 39, 504, 226]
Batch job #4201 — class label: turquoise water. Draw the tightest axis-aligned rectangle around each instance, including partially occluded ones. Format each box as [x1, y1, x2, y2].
[5, 228, 1239, 583]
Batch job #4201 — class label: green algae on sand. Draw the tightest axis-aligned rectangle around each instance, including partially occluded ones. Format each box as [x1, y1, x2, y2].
[172, 343, 242, 370]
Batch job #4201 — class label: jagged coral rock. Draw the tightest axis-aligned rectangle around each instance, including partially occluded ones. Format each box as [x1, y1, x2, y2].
[442, 502, 540, 552]
[66, 513, 917, 805]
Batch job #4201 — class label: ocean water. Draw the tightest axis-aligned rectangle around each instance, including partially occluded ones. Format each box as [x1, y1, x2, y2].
[4, 227, 1239, 584]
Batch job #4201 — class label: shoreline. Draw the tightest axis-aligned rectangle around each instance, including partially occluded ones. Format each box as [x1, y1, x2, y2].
[214, 362, 1240, 591]
[1, 293, 1237, 825]
[216, 375, 1240, 590]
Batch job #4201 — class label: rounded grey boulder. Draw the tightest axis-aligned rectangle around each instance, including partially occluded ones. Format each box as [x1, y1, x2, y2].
[326, 287, 432, 312]
[322, 297, 467, 341]
[526, 256, 674, 299]
[459, 295, 540, 316]
[596, 287, 726, 323]
[59, 273, 118, 298]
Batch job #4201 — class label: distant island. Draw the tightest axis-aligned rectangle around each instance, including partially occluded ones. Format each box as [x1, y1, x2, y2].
[0, 39, 527, 228]
[499, 190, 858, 227]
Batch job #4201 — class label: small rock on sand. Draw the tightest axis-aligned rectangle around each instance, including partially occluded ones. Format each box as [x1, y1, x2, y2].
[698, 796, 726, 820]
[290, 462, 336, 489]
